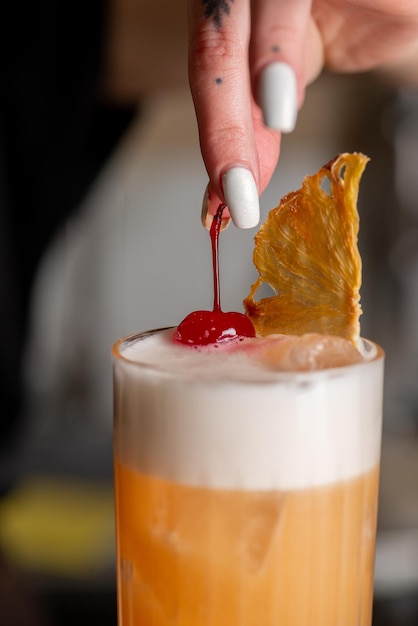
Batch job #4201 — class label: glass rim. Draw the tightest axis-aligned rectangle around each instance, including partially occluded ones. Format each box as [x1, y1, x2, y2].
[112, 327, 384, 383]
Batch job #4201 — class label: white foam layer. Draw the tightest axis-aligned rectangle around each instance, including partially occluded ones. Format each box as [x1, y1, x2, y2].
[113, 329, 384, 490]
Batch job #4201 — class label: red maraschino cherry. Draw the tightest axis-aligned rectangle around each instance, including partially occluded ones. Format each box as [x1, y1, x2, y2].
[174, 204, 255, 347]
[174, 309, 256, 346]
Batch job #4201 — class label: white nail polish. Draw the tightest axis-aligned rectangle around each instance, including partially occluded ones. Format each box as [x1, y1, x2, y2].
[201, 183, 211, 230]
[222, 168, 259, 229]
[201, 183, 231, 231]
[259, 62, 297, 133]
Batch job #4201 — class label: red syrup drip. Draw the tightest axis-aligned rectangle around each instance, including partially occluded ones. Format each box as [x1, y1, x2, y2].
[174, 204, 256, 346]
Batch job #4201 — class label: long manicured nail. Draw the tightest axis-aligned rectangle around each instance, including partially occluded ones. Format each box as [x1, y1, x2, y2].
[258, 62, 297, 133]
[222, 168, 259, 229]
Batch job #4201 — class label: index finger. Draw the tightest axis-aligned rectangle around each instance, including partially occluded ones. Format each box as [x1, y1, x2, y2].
[188, 0, 262, 228]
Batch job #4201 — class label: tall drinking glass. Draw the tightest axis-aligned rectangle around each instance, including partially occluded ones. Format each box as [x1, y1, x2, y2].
[113, 327, 384, 626]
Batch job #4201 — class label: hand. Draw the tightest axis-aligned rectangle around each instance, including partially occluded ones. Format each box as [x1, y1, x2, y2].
[188, 0, 418, 228]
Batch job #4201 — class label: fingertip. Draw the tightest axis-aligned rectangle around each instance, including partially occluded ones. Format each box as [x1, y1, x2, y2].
[201, 184, 231, 231]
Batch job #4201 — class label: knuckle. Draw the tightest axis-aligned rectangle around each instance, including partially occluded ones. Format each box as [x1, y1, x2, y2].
[189, 29, 242, 73]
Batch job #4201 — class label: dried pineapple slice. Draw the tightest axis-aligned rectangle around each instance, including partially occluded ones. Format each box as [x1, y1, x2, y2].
[244, 153, 369, 345]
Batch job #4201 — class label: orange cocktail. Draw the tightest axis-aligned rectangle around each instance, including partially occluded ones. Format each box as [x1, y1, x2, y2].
[113, 328, 384, 626]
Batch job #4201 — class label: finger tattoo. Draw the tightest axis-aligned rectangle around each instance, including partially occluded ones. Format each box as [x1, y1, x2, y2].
[202, 0, 234, 30]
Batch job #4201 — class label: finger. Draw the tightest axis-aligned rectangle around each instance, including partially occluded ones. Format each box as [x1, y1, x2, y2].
[252, 99, 281, 193]
[188, 0, 261, 229]
[304, 17, 324, 86]
[202, 98, 281, 229]
[250, 0, 314, 132]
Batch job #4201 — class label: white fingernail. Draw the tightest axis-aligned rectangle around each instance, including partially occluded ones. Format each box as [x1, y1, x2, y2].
[259, 62, 297, 133]
[222, 168, 259, 229]
[201, 183, 211, 229]
[201, 183, 230, 231]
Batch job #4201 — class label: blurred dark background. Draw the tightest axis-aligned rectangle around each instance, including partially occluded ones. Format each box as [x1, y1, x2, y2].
[1, 2, 418, 625]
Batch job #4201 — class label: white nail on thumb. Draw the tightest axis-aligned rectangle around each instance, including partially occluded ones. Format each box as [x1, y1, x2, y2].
[201, 183, 231, 231]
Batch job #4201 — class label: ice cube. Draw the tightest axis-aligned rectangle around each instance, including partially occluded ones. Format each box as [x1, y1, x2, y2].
[247, 333, 364, 371]
[241, 495, 283, 574]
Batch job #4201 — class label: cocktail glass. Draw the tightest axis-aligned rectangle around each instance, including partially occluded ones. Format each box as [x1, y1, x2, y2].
[113, 328, 384, 626]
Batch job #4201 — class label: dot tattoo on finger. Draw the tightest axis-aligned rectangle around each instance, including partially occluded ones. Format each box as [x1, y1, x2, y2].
[203, 0, 234, 30]
[215, 77, 223, 84]
[271, 45, 281, 53]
